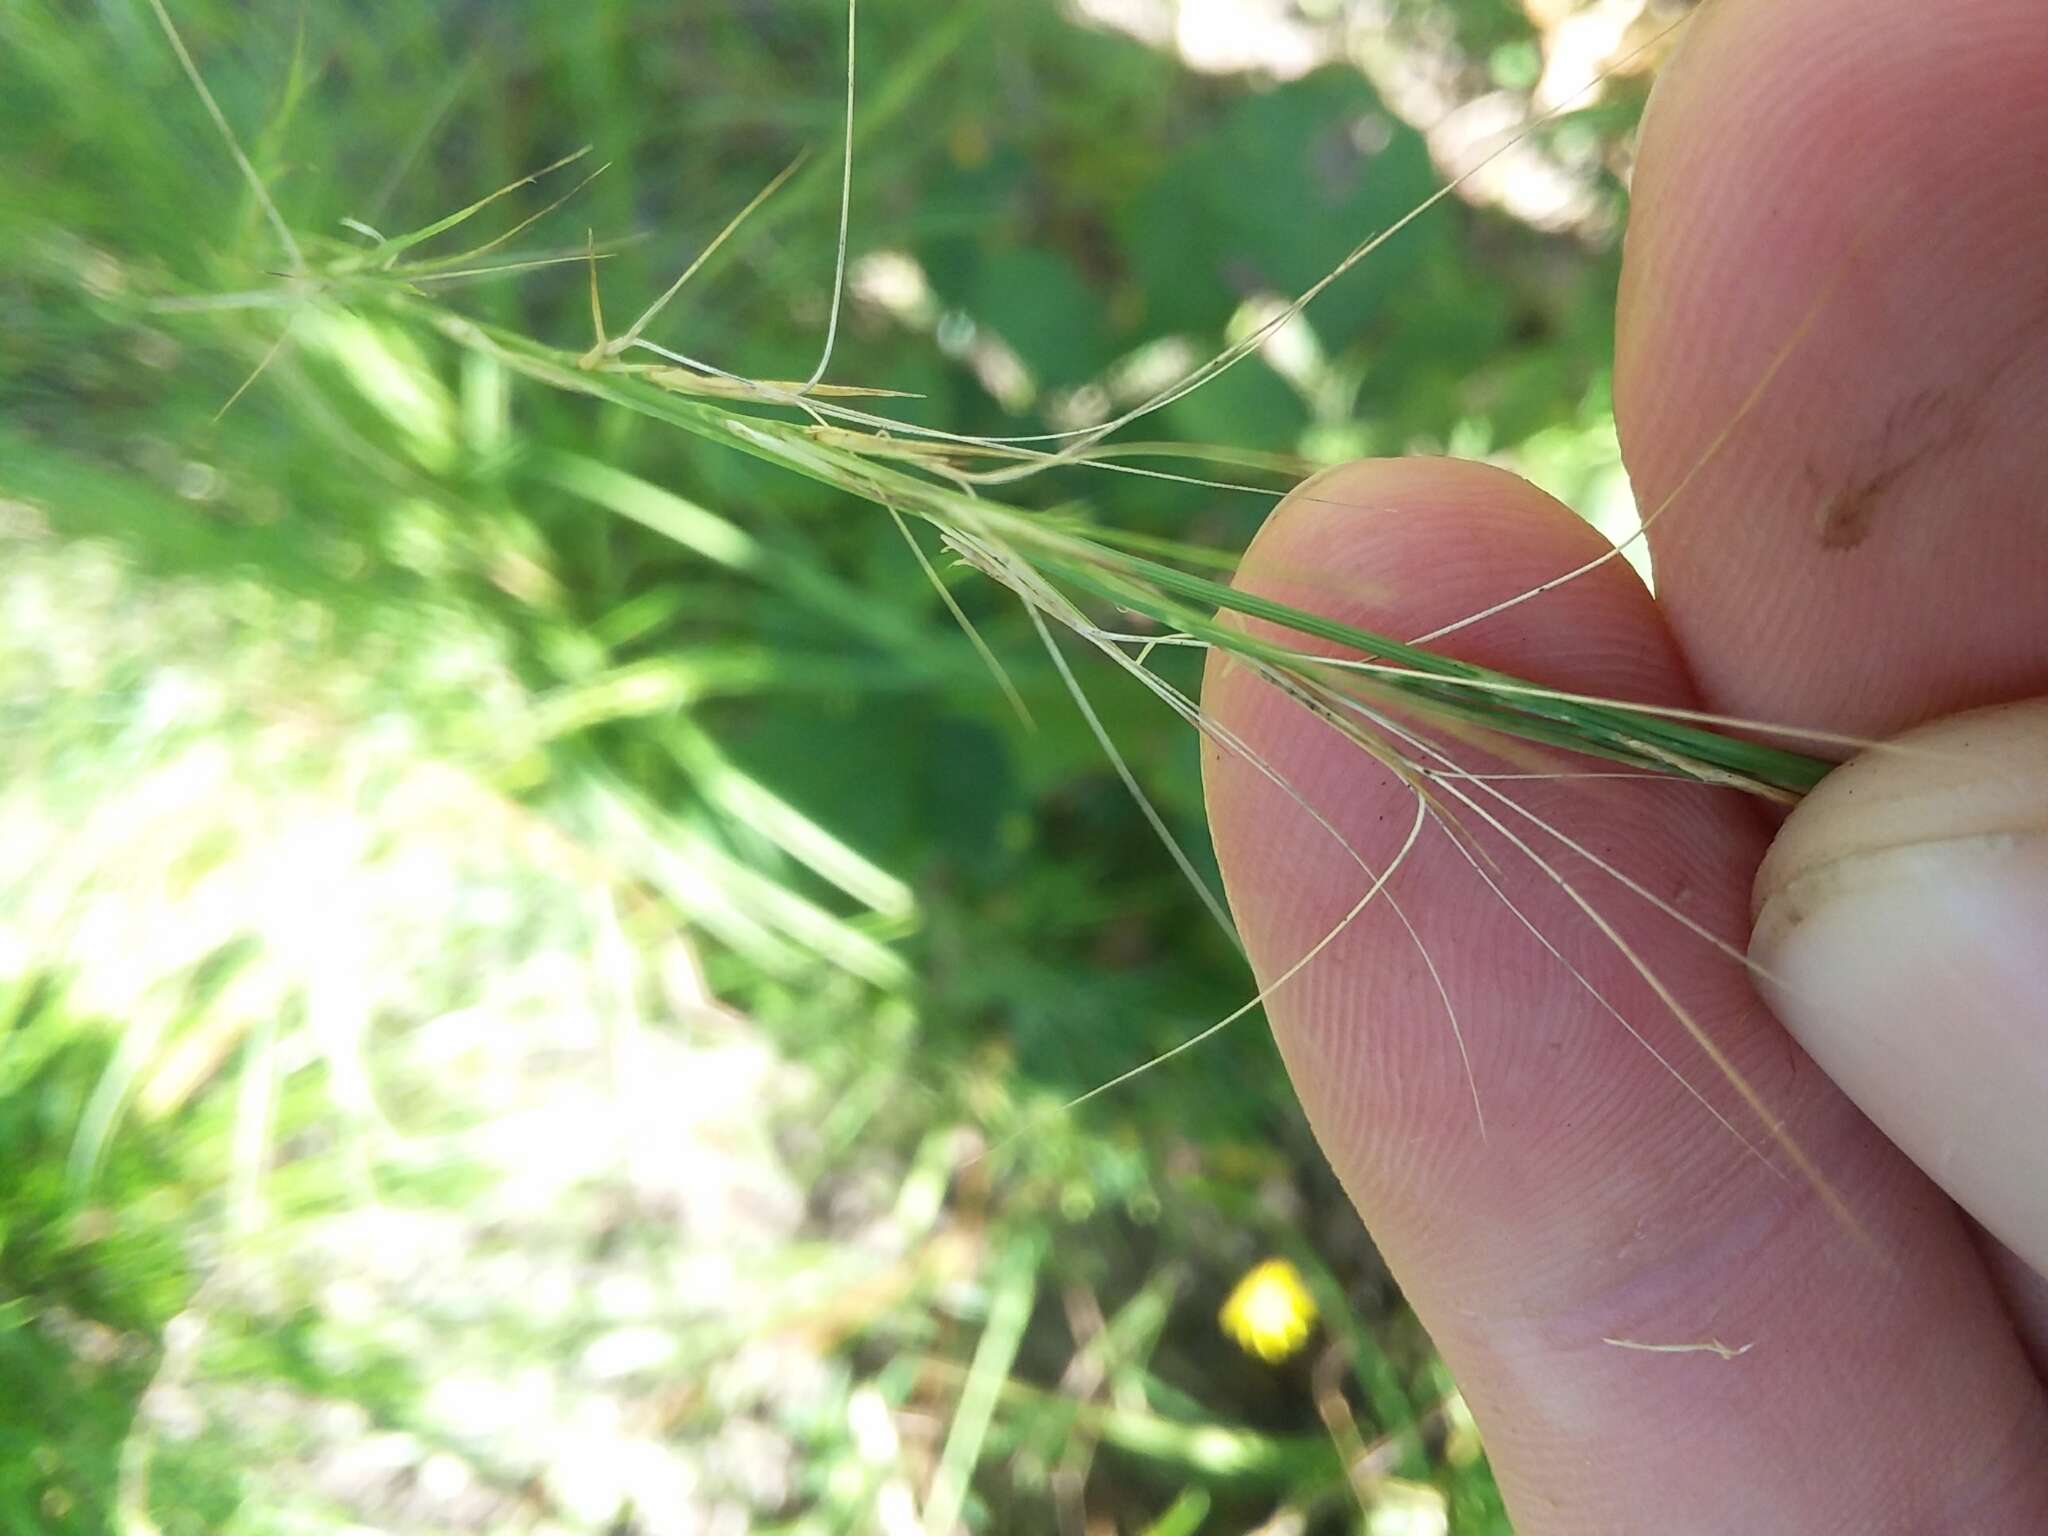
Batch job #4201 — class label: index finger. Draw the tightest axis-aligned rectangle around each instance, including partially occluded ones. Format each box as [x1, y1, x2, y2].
[1617, 0, 2048, 737]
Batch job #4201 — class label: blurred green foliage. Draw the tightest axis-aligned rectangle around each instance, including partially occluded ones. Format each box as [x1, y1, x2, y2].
[0, 0, 1657, 1529]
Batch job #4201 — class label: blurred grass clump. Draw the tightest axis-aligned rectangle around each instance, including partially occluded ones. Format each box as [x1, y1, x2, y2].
[1, 0, 1674, 1529]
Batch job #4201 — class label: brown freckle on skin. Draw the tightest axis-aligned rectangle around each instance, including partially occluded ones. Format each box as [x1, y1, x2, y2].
[1813, 389, 1959, 552]
[1809, 299, 2048, 554]
[1816, 480, 1884, 550]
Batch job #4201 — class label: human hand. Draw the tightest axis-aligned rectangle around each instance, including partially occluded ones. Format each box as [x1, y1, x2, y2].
[1201, 0, 2048, 1527]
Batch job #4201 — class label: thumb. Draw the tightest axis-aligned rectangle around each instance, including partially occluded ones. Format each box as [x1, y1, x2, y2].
[1751, 698, 2048, 1278]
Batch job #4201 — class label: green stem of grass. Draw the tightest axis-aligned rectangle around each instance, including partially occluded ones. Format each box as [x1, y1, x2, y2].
[399, 295, 1837, 803]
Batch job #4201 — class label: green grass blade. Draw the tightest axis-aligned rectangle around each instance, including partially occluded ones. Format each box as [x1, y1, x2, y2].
[924, 1237, 1038, 1536]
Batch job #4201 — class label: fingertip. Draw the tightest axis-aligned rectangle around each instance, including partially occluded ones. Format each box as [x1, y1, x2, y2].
[1213, 455, 1665, 675]
[1204, 458, 1644, 970]
[1200, 455, 1703, 1186]
[1617, 0, 2048, 734]
[1204, 458, 1683, 859]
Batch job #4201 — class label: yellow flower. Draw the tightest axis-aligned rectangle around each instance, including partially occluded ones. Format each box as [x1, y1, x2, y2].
[1218, 1258, 1318, 1364]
